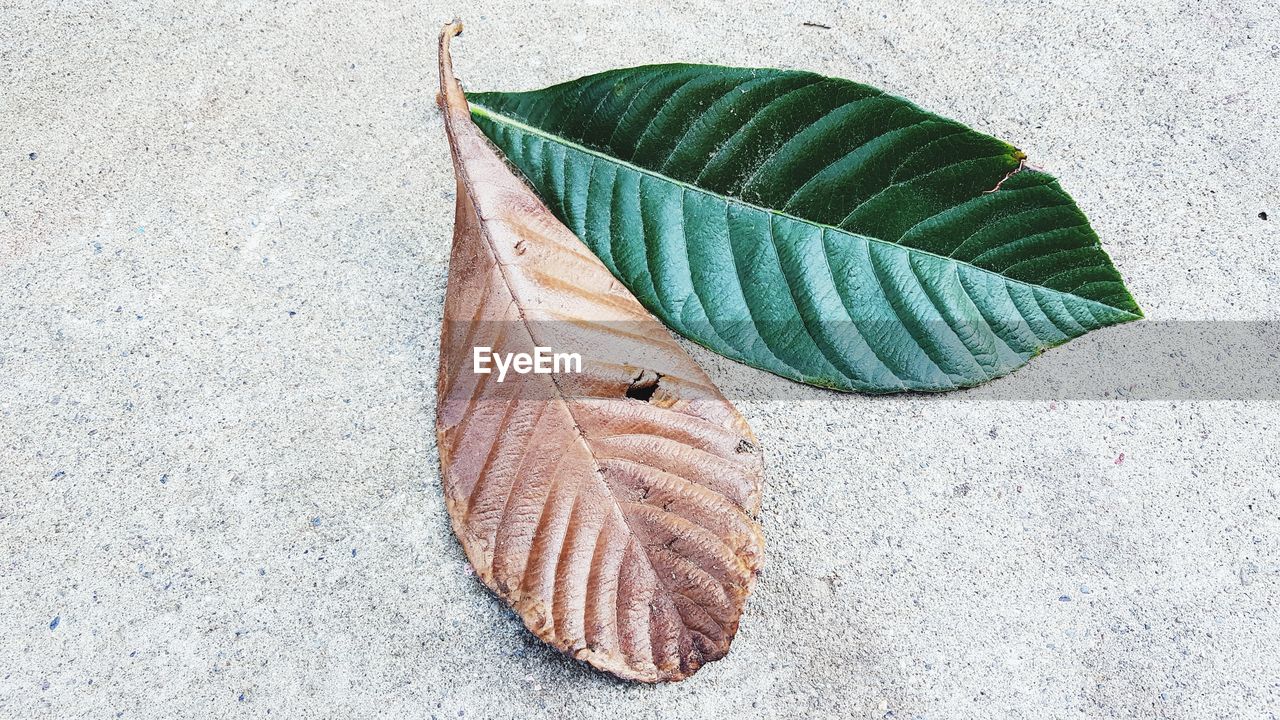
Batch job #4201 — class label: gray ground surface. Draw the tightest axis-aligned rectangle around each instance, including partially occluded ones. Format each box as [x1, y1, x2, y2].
[3, 1, 1279, 717]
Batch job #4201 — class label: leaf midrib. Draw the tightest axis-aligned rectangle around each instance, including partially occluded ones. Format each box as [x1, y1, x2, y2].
[470, 102, 1141, 320]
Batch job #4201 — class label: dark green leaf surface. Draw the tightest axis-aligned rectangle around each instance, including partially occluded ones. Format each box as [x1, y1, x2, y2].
[468, 64, 1141, 392]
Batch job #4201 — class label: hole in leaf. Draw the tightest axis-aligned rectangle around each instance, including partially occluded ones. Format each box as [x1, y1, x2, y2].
[626, 369, 661, 402]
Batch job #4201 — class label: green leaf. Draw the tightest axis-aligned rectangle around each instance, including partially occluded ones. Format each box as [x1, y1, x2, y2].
[467, 64, 1141, 393]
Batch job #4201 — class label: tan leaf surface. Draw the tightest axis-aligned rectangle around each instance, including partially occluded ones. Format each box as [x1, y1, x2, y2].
[435, 23, 765, 682]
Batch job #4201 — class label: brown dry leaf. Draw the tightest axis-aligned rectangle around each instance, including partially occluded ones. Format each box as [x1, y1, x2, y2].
[435, 22, 765, 682]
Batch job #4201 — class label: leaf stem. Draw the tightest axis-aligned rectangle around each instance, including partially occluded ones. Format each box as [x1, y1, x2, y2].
[438, 21, 468, 129]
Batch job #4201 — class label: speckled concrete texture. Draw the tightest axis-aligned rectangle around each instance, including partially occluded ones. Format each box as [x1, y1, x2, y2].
[3, 1, 1278, 717]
